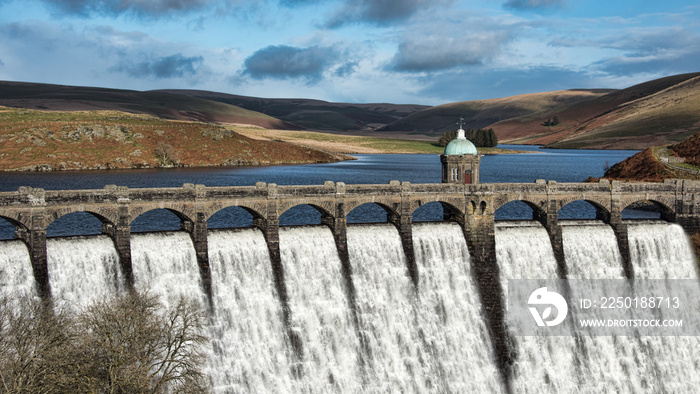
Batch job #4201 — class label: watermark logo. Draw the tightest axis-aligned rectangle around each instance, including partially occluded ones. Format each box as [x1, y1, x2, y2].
[528, 287, 568, 327]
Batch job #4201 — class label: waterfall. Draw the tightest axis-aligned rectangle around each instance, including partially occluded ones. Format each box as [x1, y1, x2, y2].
[130, 232, 208, 307]
[347, 224, 425, 393]
[47, 235, 124, 308]
[0, 240, 34, 298]
[495, 221, 577, 393]
[626, 223, 700, 392]
[206, 228, 290, 393]
[561, 222, 650, 393]
[412, 222, 504, 393]
[279, 226, 360, 393]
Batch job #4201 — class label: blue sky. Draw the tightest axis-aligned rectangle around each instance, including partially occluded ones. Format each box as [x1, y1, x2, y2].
[0, 0, 698, 105]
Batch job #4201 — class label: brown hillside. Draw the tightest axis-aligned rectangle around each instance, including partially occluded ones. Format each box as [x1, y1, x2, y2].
[0, 81, 297, 130]
[671, 132, 700, 165]
[602, 148, 672, 182]
[379, 89, 610, 134]
[495, 72, 700, 149]
[0, 107, 340, 171]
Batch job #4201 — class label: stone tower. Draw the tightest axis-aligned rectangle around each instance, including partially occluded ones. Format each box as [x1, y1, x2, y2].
[440, 124, 480, 184]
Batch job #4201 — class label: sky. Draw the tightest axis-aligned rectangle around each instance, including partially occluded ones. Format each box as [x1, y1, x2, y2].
[0, 0, 699, 106]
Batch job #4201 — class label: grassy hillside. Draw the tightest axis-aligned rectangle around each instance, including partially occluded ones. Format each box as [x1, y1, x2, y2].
[0, 81, 294, 129]
[158, 90, 429, 131]
[0, 107, 340, 171]
[495, 73, 700, 149]
[378, 89, 611, 135]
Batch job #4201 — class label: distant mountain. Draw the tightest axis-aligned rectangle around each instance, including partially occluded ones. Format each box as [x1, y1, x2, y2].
[491, 72, 700, 149]
[156, 90, 429, 131]
[378, 89, 614, 134]
[0, 81, 296, 129]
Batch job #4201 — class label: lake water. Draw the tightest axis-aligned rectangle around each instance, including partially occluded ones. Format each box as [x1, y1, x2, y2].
[0, 146, 645, 237]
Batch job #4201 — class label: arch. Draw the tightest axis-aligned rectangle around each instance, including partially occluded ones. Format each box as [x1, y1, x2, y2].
[492, 196, 547, 214]
[278, 204, 330, 226]
[130, 208, 192, 233]
[205, 203, 265, 223]
[557, 199, 610, 221]
[0, 215, 25, 240]
[412, 201, 464, 222]
[347, 202, 397, 224]
[207, 205, 261, 229]
[621, 199, 674, 221]
[46, 210, 114, 237]
[494, 200, 546, 221]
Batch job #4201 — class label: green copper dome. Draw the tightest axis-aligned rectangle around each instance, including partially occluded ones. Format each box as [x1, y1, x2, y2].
[444, 129, 478, 155]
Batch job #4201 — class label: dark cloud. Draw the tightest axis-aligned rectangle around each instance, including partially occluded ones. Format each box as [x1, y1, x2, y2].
[242, 44, 344, 82]
[504, 0, 565, 11]
[325, 0, 452, 28]
[111, 53, 204, 78]
[388, 30, 511, 72]
[42, 0, 214, 17]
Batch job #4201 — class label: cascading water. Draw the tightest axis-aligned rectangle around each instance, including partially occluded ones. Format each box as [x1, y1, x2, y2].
[346, 224, 424, 393]
[130, 232, 208, 307]
[206, 228, 290, 393]
[46, 235, 124, 308]
[495, 221, 577, 393]
[626, 222, 700, 392]
[411, 222, 504, 393]
[561, 222, 650, 393]
[279, 226, 360, 393]
[0, 240, 34, 298]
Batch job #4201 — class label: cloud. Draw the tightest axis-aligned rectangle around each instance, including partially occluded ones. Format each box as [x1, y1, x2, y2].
[242, 44, 351, 82]
[550, 26, 700, 77]
[388, 30, 511, 72]
[111, 53, 204, 78]
[504, 0, 566, 11]
[325, 0, 452, 28]
[40, 0, 215, 17]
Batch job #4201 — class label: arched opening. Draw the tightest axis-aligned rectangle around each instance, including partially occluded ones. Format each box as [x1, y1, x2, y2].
[412, 201, 462, 222]
[494, 200, 544, 221]
[558, 200, 608, 221]
[279, 204, 324, 226]
[130, 209, 188, 233]
[208, 206, 257, 229]
[46, 211, 107, 237]
[0, 216, 18, 240]
[347, 203, 393, 224]
[622, 200, 672, 220]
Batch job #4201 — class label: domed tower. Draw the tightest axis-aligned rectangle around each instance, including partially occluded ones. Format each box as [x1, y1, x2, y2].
[441, 120, 480, 184]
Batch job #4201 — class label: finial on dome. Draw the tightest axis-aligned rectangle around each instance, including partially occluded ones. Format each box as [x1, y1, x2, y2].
[457, 117, 466, 139]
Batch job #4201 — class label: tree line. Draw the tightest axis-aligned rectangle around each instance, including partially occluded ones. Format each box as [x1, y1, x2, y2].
[438, 128, 498, 148]
[0, 290, 209, 393]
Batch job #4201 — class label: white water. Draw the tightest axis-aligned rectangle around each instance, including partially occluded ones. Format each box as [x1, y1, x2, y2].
[495, 221, 577, 393]
[412, 222, 504, 393]
[561, 222, 649, 393]
[130, 232, 207, 308]
[206, 229, 290, 393]
[626, 223, 700, 393]
[47, 235, 124, 308]
[2, 222, 698, 392]
[279, 226, 360, 393]
[0, 240, 34, 298]
[347, 224, 422, 393]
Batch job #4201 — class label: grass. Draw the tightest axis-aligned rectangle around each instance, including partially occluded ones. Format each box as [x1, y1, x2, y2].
[231, 126, 526, 155]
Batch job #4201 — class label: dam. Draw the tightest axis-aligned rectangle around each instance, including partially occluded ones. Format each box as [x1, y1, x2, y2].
[1, 178, 699, 392]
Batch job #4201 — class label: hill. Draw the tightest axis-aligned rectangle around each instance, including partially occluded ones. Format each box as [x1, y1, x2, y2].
[377, 89, 613, 135]
[157, 90, 429, 131]
[0, 107, 341, 171]
[492, 73, 700, 149]
[601, 130, 700, 182]
[0, 81, 296, 130]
